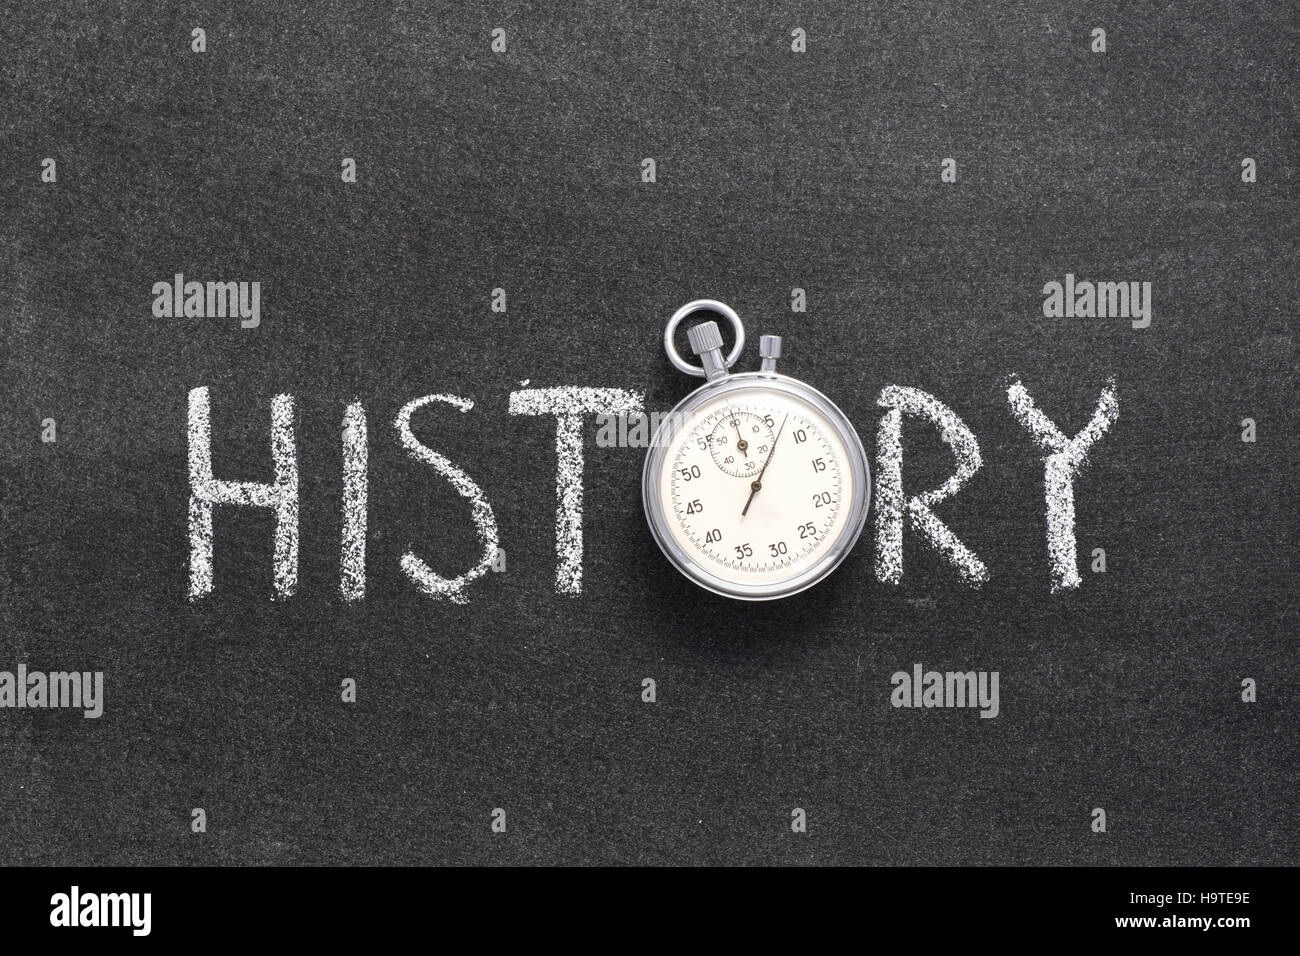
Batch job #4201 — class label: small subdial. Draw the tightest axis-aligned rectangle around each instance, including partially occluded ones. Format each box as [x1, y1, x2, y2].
[707, 411, 776, 478]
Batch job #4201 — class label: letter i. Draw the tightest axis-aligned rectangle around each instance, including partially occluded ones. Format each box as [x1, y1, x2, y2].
[341, 402, 367, 600]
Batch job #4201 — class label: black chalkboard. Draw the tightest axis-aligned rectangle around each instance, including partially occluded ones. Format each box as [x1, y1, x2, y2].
[1, 1, 1294, 866]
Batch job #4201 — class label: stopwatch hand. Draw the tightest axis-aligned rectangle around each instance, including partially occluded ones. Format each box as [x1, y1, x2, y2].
[741, 413, 788, 517]
[733, 420, 749, 456]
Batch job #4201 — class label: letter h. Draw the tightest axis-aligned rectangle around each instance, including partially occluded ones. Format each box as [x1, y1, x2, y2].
[187, 387, 298, 599]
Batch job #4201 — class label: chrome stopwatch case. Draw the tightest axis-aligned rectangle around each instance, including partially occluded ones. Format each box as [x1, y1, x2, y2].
[642, 300, 871, 600]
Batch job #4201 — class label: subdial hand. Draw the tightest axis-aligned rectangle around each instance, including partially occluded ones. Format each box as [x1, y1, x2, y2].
[733, 420, 749, 457]
[741, 413, 789, 517]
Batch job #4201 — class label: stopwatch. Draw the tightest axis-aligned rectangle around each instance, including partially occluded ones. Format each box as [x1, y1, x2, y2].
[642, 299, 871, 600]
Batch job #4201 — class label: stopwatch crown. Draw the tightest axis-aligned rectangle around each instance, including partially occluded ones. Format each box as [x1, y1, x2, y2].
[687, 321, 724, 356]
[686, 321, 729, 381]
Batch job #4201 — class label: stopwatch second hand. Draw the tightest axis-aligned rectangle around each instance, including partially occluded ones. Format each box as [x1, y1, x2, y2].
[741, 413, 788, 517]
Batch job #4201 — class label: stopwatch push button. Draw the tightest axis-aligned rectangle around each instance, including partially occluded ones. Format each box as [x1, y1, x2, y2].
[687, 321, 729, 381]
[687, 321, 724, 355]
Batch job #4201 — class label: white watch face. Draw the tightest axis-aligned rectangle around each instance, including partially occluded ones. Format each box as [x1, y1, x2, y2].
[657, 386, 856, 590]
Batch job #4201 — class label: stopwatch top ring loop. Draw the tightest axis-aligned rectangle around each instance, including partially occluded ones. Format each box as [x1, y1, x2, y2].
[664, 299, 746, 377]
